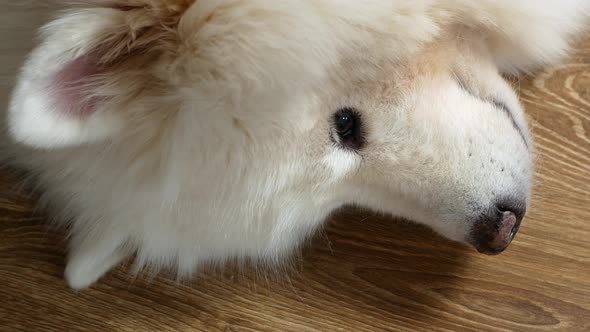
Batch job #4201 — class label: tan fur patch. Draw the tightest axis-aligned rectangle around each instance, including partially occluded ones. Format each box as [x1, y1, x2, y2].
[76, 0, 195, 64]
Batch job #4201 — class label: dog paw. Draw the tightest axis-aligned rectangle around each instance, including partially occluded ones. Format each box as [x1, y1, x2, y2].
[65, 243, 129, 290]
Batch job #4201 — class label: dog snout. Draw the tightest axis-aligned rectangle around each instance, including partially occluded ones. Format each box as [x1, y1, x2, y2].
[470, 200, 526, 255]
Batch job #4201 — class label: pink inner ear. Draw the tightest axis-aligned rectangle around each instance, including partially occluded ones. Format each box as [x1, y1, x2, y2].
[50, 56, 102, 117]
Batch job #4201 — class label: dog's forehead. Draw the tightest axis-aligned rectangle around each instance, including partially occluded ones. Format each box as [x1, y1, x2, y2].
[335, 41, 470, 101]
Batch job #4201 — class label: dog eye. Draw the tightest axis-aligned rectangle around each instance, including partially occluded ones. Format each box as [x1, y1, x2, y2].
[332, 107, 364, 150]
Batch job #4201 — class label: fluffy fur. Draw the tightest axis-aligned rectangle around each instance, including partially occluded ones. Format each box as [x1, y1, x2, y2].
[3, 0, 589, 289]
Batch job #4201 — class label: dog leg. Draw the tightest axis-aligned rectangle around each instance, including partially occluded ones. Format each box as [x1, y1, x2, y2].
[64, 232, 130, 290]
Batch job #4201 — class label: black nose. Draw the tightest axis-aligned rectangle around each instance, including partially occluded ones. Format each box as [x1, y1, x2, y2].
[470, 202, 526, 255]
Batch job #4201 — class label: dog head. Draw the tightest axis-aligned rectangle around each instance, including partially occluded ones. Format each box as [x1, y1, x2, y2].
[7, 1, 589, 256]
[316, 41, 534, 254]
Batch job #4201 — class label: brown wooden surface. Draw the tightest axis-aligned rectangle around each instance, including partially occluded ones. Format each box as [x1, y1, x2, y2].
[1, 4, 589, 332]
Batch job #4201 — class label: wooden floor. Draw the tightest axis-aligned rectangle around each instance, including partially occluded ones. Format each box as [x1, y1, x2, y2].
[1, 4, 589, 332]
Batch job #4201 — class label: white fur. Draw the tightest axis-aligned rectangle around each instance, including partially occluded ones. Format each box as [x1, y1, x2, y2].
[2, 0, 589, 289]
[8, 90, 124, 148]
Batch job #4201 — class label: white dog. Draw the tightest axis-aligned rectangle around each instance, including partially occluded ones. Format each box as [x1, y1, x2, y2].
[3, 0, 589, 290]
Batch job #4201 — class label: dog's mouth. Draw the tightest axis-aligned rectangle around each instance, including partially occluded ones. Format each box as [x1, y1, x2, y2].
[452, 76, 529, 149]
[490, 99, 529, 149]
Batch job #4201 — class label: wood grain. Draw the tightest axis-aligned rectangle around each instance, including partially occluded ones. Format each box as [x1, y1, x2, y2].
[0, 3, 589, 332]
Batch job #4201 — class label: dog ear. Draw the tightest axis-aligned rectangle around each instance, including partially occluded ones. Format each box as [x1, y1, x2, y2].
[8, 2, 190, 149]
